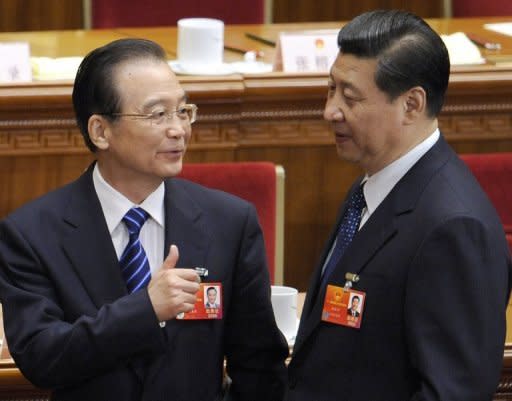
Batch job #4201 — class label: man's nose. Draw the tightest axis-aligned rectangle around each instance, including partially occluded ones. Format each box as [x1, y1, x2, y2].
[165, 122, 187, 138]
[324, 100, 344, 122]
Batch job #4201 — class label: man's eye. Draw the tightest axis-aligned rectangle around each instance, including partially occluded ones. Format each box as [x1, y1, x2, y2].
[342, 92, 358, 103]
[177, 107, 189, 119]
[150, 111, 167, 123]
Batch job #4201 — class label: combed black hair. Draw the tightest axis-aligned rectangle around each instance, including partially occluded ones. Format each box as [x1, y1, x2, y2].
[337, 10, 450, 117]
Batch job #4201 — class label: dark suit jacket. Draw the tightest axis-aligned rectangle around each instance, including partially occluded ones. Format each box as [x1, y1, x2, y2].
[0, 165, 288, 401]
[287, 136, 511, 401]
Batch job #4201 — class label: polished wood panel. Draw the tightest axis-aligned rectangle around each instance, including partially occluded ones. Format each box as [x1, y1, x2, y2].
[272, 0, 444, 22]
[0, 0, 83, 32]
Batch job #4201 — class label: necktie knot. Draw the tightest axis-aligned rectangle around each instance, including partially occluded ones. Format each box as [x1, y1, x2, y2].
[123, 207, 149, 237]
[350, 185, 366, 212]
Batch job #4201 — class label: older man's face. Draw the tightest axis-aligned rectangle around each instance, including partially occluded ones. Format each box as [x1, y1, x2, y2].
[97, 59, 192, 189]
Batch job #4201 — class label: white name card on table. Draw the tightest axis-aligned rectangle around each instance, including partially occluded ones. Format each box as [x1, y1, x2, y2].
[440, 32, 485, 65]
[0, 42, 32, 83]
[273, 30, 338, 73]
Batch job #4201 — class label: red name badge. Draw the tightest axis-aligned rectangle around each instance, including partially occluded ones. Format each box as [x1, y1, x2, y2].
[177, 282, 223, 320]
[321, 284, 365, 329]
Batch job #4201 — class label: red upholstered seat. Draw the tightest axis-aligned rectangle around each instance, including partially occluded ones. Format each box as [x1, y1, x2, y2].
[91, 0, 264, 28]
[178, 162, 283, 283]
[460, 152, 512, 255]
[452, 0, 512, 16]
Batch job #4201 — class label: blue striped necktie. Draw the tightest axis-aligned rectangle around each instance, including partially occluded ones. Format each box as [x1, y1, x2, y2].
[321, 184, 366, 287]
[120, 207, 151, 293]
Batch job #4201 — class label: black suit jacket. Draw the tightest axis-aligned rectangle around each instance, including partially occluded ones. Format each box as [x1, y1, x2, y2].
[287, 136, 511, 401]
[0, 165, 288, 401]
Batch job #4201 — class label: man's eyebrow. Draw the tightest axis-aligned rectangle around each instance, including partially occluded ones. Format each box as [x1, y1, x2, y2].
[141, 93, 187, 110]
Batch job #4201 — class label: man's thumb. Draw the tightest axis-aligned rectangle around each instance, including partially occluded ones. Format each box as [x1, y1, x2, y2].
[163, 244, 179, 269]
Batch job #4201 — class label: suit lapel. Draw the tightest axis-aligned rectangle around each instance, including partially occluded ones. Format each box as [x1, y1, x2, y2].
[61, 166, 127, 309]
[162, 179, 209, 267]
[293, 135, 453, 355]
[298, 188, 355, 321]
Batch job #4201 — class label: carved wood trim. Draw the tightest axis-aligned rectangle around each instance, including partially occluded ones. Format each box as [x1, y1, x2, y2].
[0, 119, 76, 129]
[1, 111, 511, 156]
[443, 103, 512, 113]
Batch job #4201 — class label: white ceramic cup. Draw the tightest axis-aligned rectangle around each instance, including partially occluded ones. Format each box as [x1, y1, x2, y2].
[271, 285, 298, 340]
[177, 18, 224, 72]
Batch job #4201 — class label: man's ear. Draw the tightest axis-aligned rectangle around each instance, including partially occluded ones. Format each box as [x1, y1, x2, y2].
[402, 86, 427, 125]
[88, 115, 110, 150]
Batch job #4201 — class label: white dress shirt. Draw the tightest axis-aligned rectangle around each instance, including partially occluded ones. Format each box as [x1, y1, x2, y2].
[92, 164, 165, 274]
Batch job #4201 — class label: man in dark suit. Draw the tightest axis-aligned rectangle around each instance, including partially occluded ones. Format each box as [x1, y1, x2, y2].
[287, 10, 511, 401]
[0, 38, 288, 401]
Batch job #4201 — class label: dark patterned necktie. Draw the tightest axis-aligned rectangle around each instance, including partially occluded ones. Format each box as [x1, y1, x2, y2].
[119, 207, 151, 293]
[321, 184, 366, 287]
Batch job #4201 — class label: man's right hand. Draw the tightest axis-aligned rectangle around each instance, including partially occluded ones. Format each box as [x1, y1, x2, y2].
[147, 244, 200, 321]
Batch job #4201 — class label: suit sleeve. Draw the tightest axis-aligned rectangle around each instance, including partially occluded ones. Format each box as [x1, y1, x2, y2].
[223, 204, 289, 401]
[406, 216, 510, 401]
[0, 219, 166, 388]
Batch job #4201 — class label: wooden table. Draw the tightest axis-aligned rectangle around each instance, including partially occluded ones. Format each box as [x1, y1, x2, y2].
[1, 17, 512, 295]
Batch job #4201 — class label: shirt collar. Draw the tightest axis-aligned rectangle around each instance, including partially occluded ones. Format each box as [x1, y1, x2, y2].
[92, 164, 165, 233]
[363, 129, 440, 216]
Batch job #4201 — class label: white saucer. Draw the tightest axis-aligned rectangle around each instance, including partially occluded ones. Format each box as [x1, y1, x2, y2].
[169, 61, 235, 76]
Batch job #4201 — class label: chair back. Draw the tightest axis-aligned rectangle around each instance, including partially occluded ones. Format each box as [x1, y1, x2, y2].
[90, 0, 264, 28]
[178, 162, 284, 284]
[460, 152, 512, 253]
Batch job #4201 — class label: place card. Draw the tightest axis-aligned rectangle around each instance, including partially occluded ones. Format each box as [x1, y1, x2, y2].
[0, 42, 32, 83]
[440, 32, 485, 65]
[31, 57, 83, 81]
[273, 30, 338, 73]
